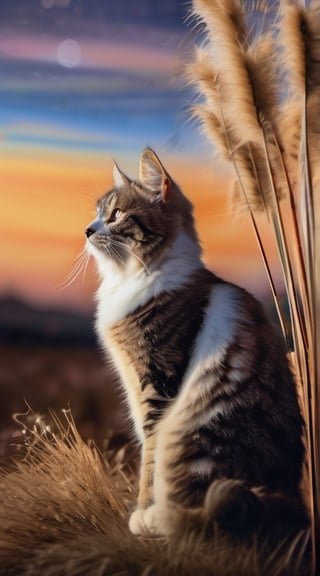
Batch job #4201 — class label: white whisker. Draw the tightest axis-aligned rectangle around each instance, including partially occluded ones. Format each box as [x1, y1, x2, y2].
[81, 252, 91, 283]
[59, 247, 91, 290]
[112, 239, 150, 276]
[107, 242, 124, 267]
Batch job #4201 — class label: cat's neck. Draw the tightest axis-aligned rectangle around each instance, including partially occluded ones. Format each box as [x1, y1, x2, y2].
[96, 231, 203, 330]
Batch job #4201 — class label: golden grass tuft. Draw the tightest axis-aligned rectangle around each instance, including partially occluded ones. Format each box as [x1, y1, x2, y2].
[0, 411, 310, 576]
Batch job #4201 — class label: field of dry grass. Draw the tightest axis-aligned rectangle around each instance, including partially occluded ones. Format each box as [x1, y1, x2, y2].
[0, 344, 131, 463]
[0, 410, 311, 576]
[0, 343, 310, 575]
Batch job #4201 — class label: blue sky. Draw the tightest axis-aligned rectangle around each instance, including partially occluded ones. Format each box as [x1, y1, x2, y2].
[0, 0, 206, 161]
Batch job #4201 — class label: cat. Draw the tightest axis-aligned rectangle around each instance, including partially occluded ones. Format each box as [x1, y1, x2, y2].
[85, 148, 306, 537]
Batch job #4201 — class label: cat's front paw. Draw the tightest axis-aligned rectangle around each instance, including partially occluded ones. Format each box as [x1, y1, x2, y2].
[129, 505, 162, 536]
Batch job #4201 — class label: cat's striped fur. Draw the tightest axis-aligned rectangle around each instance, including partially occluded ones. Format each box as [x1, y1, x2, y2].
[86, 149, 306, 536]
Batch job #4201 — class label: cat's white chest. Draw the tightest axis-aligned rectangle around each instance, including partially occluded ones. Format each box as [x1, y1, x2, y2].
[96, 270, 151, 332]
[95, 232, 203, 334]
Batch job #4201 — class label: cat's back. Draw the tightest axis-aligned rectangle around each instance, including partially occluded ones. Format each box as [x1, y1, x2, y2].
[185, 277, 305, 494]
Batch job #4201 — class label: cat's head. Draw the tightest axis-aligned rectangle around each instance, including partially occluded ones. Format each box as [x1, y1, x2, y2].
[85, 148, 198, 275]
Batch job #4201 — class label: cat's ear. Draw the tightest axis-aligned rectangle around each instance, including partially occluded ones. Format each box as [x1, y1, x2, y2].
[113, 162, 130, 188]
[139, 148, 171, 202]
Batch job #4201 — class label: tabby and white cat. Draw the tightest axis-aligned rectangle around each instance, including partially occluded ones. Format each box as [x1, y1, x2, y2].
[85, 148, 305, 537]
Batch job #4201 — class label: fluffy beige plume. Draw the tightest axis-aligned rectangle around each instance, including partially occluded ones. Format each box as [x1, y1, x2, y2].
[189, 0, 291, 216]
[188, 41, 287, 215]
[186, 47, 244, 160]
[244, 36, 279, 125]
[276, 99, 301, 197]
[279, 1, 320, 223]
[280, 2, 320, 96]
[231, 144, 273, 213]
[279, 3, 307, 95]
[190, 106, 230, 161]
[213, 0, 247, 44]
[186, 48, 223, 120]
[305, 5, 320, 90]
[187, 53, 269, 213]
[192, 0, 262, 145]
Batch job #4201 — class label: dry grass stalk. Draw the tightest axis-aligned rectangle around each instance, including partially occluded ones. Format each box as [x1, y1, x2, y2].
[189, 0, 320, 572]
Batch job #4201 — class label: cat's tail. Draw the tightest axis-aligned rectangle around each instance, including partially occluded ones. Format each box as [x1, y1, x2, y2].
[166, 479, 310, 541]
[203, 479, 309, 539]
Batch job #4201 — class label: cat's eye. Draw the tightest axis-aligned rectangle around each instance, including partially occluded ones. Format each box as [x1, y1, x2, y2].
[109, 208, 122, 223]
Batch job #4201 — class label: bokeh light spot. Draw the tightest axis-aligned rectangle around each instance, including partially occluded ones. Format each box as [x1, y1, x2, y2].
[56, 39, 81, 68]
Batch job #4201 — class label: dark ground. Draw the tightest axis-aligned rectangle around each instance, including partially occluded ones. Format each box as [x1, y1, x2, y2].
[0, 343, 132, 463]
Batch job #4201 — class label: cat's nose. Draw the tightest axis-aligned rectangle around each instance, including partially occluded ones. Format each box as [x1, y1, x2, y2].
[85, 227, 95, 238]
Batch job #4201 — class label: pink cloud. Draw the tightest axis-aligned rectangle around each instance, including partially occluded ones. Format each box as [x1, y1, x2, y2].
[0, 32, 180, 74]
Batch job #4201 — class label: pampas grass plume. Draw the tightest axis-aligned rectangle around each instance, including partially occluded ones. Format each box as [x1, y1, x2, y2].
[189, 0, 320, 572]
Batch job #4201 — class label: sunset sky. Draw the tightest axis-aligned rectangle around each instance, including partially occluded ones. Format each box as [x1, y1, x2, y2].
[0, 0, 280, 311]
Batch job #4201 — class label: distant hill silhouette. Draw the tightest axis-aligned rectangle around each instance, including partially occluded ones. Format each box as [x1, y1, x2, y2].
[0, 294, 96, 346]
[0, 291, 291, 348]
